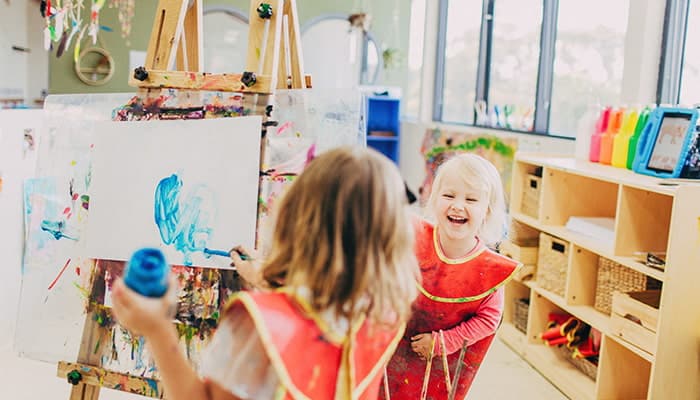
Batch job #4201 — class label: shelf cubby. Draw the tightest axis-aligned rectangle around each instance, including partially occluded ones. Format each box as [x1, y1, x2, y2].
[527, 291, 568, 345]
[511, 161, 543, 217]
[596, 335, 651, 400]
[614, 185, 672, 258]
[540, 169, 618, 226]
[503, 280, 530, 323]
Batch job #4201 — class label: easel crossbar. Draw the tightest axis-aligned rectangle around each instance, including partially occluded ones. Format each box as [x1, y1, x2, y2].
[58, 361, 165, 399]
[128, 70, 275, 94]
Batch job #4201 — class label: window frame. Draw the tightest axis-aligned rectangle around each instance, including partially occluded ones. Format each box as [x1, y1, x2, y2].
[657, 0, 691, 105]
[432, 0, 695, 138]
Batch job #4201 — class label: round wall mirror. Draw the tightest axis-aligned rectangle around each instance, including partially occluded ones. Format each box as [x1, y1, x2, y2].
[74, 47, 114, 86]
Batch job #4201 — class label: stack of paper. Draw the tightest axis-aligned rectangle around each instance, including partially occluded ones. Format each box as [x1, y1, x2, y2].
[565, 216, 615, 243]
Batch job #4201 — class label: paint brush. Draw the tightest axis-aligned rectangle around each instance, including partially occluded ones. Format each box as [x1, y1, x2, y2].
[447, 339, 469, 400]
[203, 248, 251, 260]
[439, 330, 452, 394]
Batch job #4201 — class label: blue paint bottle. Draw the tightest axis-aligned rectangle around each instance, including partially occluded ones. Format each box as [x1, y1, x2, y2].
[124, 248, 169, 297]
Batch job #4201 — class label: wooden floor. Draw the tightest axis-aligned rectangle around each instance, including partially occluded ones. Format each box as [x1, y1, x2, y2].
[0, 330, 567, 400]
[468, 337, 568, 399]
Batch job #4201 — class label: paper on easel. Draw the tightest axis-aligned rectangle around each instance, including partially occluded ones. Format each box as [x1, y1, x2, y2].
[86, 117, 262, 268]
[565, 216, 615, 243]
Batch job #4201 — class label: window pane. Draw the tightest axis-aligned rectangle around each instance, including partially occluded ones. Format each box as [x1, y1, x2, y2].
[441, 0, 483, 123]
[405, 0, 426, 118]
[489, 0, 542, 131]
[680, 0, 700, 105]
[550, 1, 629, 137]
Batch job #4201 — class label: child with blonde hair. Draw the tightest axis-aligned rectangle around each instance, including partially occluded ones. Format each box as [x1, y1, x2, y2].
[383, 153, 521, 399]
[112, 147, 419, 400]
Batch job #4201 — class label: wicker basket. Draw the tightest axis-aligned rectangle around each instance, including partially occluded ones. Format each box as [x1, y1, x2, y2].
[508, 218, 540, 247]
[594, 257, 663, 315]
[513, 298, 529, 333]
[536, 233, 569, 296]
[555, 345, 598, 381]
[521, 174, 542, 219]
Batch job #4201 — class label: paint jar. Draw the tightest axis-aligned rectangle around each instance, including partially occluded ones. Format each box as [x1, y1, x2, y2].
[124, 248, 169, 297]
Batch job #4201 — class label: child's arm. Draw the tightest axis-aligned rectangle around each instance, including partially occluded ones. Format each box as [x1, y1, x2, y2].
[230, 245, 273, 290]
[434, 287, 505, 356]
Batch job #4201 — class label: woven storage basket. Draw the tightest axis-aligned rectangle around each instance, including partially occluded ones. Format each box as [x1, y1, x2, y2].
[513, 298, 529, 333]
[594, 257, 662, 315]
[521, 174, 542, 219]
[508, 218, 540, 247]
[536, 233, 569, 296]
[555, 345, 598, 381]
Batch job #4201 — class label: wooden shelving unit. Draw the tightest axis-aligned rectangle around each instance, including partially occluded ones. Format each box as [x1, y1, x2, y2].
[500, 153, 700, 400]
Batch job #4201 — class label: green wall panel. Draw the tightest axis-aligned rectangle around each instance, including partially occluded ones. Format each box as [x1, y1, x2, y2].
[48, 0, 410, 94]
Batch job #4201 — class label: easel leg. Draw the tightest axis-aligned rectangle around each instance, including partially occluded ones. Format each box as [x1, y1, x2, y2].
[69, 383, 100, 400]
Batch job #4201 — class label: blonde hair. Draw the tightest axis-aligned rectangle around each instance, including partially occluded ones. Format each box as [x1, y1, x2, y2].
[427, 153, 506, 246]
[261, 147, 419, 325]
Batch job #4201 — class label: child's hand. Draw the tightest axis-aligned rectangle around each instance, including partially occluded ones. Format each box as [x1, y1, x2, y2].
[410, 333, 435, 360]
[111, 277, 177, 338]
[230, 245, 263, 287]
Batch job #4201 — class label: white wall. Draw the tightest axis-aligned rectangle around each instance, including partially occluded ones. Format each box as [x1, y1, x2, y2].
[0, 1, 28, 100]
[0, 1, 48, 104]
[25, 1, 50, 103]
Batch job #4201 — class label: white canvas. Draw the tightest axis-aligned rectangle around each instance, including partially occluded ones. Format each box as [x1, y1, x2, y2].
[0, 109, 43, 353]
[86, 117, 262, 267]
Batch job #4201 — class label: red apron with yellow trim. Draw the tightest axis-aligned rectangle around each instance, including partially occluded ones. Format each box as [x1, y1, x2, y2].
[230, 291, 402, 400]
[383, 220, 519, 399]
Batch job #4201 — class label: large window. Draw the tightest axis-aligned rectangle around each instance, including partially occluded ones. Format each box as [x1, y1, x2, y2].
[404, 0, 427, 118]
[439, 0, 483, 124]
[432, 0, 657, 138]
[489, 0, 542, 131]
[679, 0, 700, 105]
[549, 1, 629, 136]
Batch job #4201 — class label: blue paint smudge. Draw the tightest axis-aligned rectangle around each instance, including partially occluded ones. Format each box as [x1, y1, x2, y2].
[154, 174, 216, 265]
[145, 378, 159, 396]
[40, 220, 78, 240]
[134, 336, 146, 370]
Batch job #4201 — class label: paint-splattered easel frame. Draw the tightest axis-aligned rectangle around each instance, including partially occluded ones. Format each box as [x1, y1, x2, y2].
[56, 1, 309, 398]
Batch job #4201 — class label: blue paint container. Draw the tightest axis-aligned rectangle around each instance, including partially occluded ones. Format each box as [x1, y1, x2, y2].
[124, 248, 169, 297]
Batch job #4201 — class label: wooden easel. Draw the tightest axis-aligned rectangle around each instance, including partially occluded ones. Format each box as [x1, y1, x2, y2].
[56, 1, 309, 398]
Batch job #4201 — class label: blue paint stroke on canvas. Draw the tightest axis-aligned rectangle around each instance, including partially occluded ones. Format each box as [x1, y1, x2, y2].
[154, 173, 216, 265]
[40, 220, 78, 240]
[24, 177, 83, 269]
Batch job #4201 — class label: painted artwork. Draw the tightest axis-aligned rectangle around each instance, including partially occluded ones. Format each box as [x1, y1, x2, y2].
[419, 128, 518, 206]
[91, 260, 238, 380]
[0, 110, 45, 354]
[85, 117, 261, 267]
[15, 90, 365, 385]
